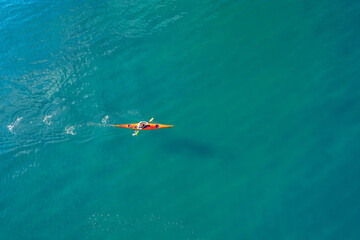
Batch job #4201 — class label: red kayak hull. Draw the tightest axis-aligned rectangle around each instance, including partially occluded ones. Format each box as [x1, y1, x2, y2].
[113, 123, 174, 130]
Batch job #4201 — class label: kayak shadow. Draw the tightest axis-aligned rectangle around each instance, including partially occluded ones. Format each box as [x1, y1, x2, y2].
[162, 138, 215, 158]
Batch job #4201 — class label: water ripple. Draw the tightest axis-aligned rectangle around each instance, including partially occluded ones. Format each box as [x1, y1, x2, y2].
[0, 0, 225, 190]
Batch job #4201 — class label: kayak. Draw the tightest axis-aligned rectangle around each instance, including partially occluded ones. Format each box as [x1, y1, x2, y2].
[113, 123, 174, 130]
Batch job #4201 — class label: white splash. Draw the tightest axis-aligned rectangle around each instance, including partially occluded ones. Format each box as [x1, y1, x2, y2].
[7, 117, 23, 134]
[43, 112, 56, 125]
[102, 115, 109, 124]
[43, 115, 53, 125]
[65, 125, 76, 135]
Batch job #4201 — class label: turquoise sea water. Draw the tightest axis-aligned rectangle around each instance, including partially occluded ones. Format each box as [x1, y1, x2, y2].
[1, 0, 360, 239]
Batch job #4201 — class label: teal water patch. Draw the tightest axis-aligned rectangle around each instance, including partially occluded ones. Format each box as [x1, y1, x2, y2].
[1, 0, 360, 239]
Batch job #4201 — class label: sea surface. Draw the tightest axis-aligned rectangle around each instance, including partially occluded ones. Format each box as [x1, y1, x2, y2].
[1, 0, 360, 239]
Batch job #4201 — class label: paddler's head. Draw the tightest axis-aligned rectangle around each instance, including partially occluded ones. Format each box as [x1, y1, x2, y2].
[138, 121, 147, 129]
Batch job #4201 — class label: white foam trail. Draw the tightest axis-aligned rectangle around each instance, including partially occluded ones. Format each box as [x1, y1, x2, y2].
[87, 122, 113, 127]
[7, 117, 23, 134]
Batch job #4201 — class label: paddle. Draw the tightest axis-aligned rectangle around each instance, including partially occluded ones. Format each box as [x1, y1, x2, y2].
[132, 117, 154, 136]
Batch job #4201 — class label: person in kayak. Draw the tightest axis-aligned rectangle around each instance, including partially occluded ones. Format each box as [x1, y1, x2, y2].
[137, 121, 148, 130]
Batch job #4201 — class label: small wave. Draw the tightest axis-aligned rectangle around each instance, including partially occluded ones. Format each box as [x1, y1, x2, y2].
[7, 117, 23, 134]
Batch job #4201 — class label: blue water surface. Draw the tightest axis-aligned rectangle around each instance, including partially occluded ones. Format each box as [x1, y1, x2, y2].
[1, 0, 360, 239]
